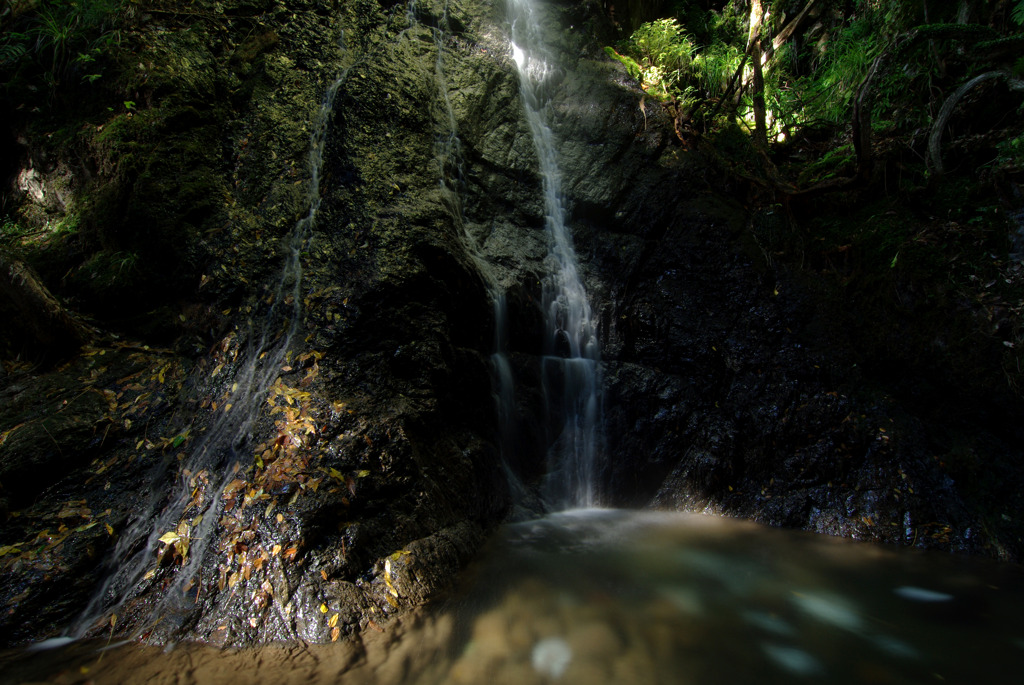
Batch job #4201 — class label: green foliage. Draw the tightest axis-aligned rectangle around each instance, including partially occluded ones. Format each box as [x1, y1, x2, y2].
[632, 18, 694, 74]
[614, 18, 696, 101]
[797, 143, 854, 185]
[76, 250, 141, 289]
[995, 133, 1024, 169]
[770, 17, 883, 128]
[0, 216, 29, 241]
[1013, 1, 1024, 26]
[0, 0, 123, 92]
[0, 37, 29, 65]
[691, 40, 743, 96]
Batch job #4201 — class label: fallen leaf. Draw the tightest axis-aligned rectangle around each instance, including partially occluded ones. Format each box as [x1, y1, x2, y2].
[329, 613, 339, 628]
[223, 479, 246, 498]
[320, 603, 328, 614]
[331, 626, 340, 642]
[158, 531, 181, 545]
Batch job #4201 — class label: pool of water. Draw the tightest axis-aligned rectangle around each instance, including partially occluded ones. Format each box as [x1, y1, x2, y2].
[413, 509, 1024, 684]
[3, 510, 1021, 684]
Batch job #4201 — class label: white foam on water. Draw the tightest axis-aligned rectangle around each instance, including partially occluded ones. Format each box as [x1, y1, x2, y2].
[762, 642, 823, 676]
[893, 586, 954, 602]
[791, 592, 863, 632]
[742, 610, 795, 637]
[871, 634, 919, 659]
[532, 636, 572, 679]
[26, 636, 76, 651]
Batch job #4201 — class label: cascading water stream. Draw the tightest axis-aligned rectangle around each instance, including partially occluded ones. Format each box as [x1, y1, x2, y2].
[69, 48, 355, 639]
[507, 0, 602, 509]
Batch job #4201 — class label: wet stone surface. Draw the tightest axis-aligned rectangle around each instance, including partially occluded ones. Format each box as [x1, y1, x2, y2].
[1, 0, 1023, 659]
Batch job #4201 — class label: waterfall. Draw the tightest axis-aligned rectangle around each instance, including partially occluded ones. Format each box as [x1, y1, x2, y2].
[507, 0, 602, 509]
[70, 50, 354, 639]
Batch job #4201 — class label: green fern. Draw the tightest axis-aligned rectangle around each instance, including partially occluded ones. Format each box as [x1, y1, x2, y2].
[611, 19, 697, 102]
[0, 38, 29, 66]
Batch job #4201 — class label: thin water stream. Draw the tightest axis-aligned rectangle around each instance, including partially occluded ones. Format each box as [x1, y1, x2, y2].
[508, 0, 602, 510]
[9, 4, 1021, 685]
[68, 45, 356, 640]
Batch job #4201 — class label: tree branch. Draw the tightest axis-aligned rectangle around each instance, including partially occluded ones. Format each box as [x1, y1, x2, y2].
[927, 70, 1009, 175]
[0, 254, 93, 358]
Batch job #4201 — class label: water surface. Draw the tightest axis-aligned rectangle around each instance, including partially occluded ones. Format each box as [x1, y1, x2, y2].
[3, 510, 1021, 684]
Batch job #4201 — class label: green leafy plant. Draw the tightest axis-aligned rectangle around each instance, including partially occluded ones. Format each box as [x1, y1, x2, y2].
[0, 0, 123, 92]
[995, 133, 1024, 169]
[76, 249, 140, 289]
[691, 40, 743, 97]
[792, 19, 882, 125]
[608, 19, 697, 102]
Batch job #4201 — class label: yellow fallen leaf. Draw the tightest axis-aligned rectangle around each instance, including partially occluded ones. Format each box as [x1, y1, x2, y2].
[105, 523, 114, 535]
[320, 603, 328, 614]
[331, 626, 340, 642]
[158, 531, 181, 545]
[329, 613, 339, 627]
[0, 543, 24, 557]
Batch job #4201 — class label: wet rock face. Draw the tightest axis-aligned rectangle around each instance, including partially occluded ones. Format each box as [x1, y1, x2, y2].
[2, 0, 1023, 653]
[470, 0, 1024, 559]
[0, 0, 515, 648]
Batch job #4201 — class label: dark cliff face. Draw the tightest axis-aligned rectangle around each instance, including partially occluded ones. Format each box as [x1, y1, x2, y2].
[1, 0, 1022, 649]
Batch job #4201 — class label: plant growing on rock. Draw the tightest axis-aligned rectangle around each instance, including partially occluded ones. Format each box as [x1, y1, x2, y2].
[0, 0, 123, 94]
